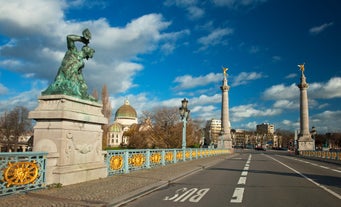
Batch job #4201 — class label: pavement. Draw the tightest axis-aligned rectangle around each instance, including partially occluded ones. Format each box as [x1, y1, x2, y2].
[0, 154, 236, 207]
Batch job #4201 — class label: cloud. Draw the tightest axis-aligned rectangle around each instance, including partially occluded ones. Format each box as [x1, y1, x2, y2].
[0, 83, 8, 95]
[232, 72, 264, 86]
[262, 83, 298, 100]
[0, 89, 41, 113]
[197, 28, 233, 51]
[0, 1, 187, 96]
[309, 77, 341, 99]
[173, 72, 221, 89]
[273, 100, 297, 109]
[164, 0, 205, 20]
[230, 104, 282, 122]
[285, 73, 297, 79]
[249, 46, 260, 54]
[212, 0, 267, 9]
[311, 110, 341, 132]
[309, 22, 334, 35]
[272, 56, 282, 62]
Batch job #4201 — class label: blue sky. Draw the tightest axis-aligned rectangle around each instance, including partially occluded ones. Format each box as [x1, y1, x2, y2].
[0, 0, 340, 133]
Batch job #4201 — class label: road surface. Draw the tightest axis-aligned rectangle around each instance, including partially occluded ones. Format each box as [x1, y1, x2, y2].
[121, 150, 341, 207]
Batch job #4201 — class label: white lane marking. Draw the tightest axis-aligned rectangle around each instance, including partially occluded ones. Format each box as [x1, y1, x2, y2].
[230, 188, 244, 203]
[266, 154, 341, 200]
[332, 169, 341, 173]
[320, 165, 329, 170]
[238, 177, 247, 185]
[230, 154, 251, 204]
[279, 155, 341, 173]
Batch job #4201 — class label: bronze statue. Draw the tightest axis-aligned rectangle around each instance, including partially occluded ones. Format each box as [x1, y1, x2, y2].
[42, 29, 96, 101]
[222, 66, 228, 76]
[298, 63, 305, 73]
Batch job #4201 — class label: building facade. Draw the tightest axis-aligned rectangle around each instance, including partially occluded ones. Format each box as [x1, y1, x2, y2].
[107, 99, 138, 147]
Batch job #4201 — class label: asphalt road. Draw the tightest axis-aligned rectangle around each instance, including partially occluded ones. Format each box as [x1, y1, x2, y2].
[121, 150, 341, 207]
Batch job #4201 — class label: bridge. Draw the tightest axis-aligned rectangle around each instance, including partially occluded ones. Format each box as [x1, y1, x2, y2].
[1, 149, 340, 206]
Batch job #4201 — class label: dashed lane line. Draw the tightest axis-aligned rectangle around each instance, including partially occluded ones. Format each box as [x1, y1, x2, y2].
[265, 154, 341, 200]
[230, 154, 251, 204]
[230, 188, 244, 203]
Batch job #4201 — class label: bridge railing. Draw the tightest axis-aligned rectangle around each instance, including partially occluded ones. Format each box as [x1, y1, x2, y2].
[0, 152, 47, 196]
[106, 148, 229, 176]
[299, 150, 341, 161]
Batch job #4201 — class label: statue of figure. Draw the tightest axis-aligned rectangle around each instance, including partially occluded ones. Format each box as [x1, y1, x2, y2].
[222, 66, 228, 77]
[298, 63, 305, 73]
[42, 29, 96, 101]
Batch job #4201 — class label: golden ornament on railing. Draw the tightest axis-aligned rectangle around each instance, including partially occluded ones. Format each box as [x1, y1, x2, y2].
[185, 151, 190, 159]
[192, 151, 196, 157]
[165, 152, 173, 162]
[110, 155, 123, 170]
[150, 153, 161, 163]
[3, 161, 39, 187]
[176, 152, 183, 160]
[129, 154, 145, 167]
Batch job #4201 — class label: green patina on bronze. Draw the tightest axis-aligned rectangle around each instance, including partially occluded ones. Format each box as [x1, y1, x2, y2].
[42, 29, 97, 101]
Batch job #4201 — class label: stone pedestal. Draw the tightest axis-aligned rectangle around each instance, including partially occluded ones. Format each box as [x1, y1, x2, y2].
[218, 134, 232, 149]
[29, 95, 108, 185]
[298, 134, 315, 151]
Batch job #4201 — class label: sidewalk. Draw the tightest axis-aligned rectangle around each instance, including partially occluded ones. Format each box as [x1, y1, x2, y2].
[0, 154, 236, 207]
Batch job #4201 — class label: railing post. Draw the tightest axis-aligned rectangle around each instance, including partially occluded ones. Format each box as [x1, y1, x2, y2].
[161, 150, 165, 166]
[173, 149, 177, 164]
[146, 149, 150, 169]
[124, 150, 129, 174]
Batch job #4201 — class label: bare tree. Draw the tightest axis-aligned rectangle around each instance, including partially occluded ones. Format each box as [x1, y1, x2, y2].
[0, 106, 31, 152]
[92, 88, 99, 100]
[101, 84, 112, 149]
[128, 107, 201, 149]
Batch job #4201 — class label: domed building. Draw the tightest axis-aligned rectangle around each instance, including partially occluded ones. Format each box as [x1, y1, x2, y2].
[107, 99, 138, 147]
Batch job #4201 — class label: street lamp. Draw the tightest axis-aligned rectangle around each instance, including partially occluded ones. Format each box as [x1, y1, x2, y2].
[179, 98, 190, 151]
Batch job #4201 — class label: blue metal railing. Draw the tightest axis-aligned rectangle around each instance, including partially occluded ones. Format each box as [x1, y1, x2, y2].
[0, 152, 47, 196]
[106, 148, 229, 176]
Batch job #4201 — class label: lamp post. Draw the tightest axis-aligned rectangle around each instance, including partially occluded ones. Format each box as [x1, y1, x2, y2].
[179, 98, 190, 152]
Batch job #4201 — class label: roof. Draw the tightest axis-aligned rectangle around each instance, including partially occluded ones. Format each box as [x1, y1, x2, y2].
[114, 99, 137, 119]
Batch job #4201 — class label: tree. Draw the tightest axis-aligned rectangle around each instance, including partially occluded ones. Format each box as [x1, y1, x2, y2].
[0, 106, 31, 152]
[92, 88, 99, 100]
[275, 129, 294, 148]
[127, 107, 201, 149]
[101, 84, 112, 149]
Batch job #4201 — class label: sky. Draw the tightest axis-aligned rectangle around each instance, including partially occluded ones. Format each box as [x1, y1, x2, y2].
[0, 0, 340, 133]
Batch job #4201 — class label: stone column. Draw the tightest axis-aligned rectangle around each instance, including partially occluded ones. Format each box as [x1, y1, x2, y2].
[297, 65, 314, 151]
[29, 95, 108, 185]
[218, 68, 232, 149]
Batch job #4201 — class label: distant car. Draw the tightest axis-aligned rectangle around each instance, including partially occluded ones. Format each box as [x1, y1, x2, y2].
[255, 146, 266, 151]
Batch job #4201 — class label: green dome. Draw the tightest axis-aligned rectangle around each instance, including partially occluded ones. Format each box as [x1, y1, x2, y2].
[115, 99, 137, 119]
[109, 122, 122, 132]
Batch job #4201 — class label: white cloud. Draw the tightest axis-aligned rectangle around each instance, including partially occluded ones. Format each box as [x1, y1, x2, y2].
[262, 83, 298, 100]
[197, 28, 233, 51]
[309, 22, 334, 35]
[309, 77, 341, 99]
[311, 110, 341, 132]
[273, 100, 297, 109]
[212, 0, 267, 9]
[272, 56, 282, 62]
[164, 0, 205, 20]
[173, 72, 221, 89]
[0, 83, 8, 94]
[285, 73, 297, 79]
[0, 1, 187, 96]
[249, 45, 260, 54]
[232, 72, 264, 86]
[230, 104, 282, 122]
